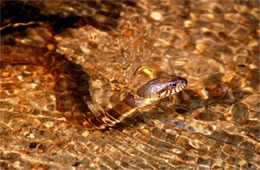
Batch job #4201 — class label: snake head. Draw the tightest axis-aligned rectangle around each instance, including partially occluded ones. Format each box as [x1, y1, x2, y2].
[137, 75, 187, 99]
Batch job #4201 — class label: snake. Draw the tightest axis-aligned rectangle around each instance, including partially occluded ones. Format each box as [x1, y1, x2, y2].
[1, 25, 187, 130]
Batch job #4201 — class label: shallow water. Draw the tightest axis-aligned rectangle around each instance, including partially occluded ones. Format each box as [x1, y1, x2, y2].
[1, 0, 259, 169]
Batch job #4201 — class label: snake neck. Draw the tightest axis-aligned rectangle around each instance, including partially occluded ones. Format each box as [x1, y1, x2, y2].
[85, 94, 141, 129]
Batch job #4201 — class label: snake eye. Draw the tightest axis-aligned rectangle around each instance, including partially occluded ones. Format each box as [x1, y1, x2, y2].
[169, 82, 176, 87]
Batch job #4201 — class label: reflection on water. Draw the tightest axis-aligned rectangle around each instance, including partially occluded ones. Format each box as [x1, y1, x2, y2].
[1, 0, 259, 169]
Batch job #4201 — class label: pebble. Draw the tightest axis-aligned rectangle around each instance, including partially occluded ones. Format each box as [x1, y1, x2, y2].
[82, 130, 90, 137]
[43, 121, 54, 128]
[150, 11, 163, 21]
[17, 75, 23, 80]
[196, 88, 209, 99]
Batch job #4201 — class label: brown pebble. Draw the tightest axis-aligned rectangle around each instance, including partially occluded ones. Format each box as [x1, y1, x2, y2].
[47, 44, 55, 50]
[19, 150, 29, 155]
[210, 85, 228, 97]
[64, 111, 73, 119]
[122, 29, 133, 37]
[192, 111, 201, 119]
[196, 89, 208, 99]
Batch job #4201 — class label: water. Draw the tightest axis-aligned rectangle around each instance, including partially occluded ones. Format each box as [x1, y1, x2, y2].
[1, 0, 259, 169]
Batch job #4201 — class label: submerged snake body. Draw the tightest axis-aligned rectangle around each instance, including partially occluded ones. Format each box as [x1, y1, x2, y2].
[1, 28, 187, 130]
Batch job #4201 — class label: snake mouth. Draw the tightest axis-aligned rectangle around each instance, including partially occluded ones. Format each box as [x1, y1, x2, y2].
[171, 80, 187, 94]
[178, 81, 187, 91]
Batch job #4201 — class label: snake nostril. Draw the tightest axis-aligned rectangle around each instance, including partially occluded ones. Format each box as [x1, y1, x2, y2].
[182, 79, 187, 85]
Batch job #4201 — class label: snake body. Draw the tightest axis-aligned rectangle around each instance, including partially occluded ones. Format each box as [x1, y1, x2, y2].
[90, 76, 187, 129]
[1, 26, 187, 130]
